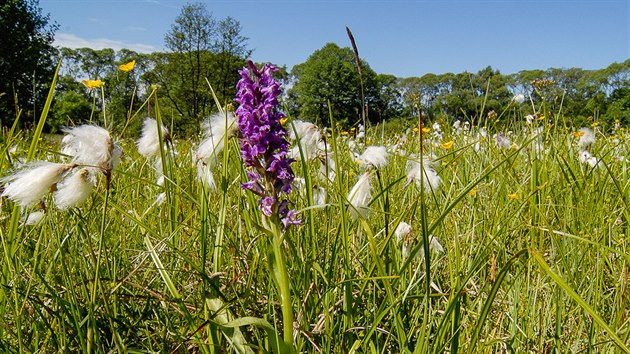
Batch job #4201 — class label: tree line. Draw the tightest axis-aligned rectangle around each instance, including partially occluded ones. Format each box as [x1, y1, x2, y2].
[2, 0, 630, 136]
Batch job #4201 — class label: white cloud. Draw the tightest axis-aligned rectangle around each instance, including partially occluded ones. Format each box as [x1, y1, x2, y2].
[126, 26, 148, 32]
[54, 33, 157, 53]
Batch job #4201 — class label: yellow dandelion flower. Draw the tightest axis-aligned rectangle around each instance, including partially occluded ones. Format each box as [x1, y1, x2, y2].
[508, 193, 520, 201]
[82, 79, 103, 90]
[591, 121, 600, 127]
[341, 131, 349, 136]
[422, 127, 431, 133]
[119, 60, 136, 73]
[469, 188, 477, 197]
[441, 140, 454, 150]
[280, 117, 288, 125]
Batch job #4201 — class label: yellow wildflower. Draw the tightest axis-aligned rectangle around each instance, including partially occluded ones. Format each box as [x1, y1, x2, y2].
[508, 193, 520, 201]
[590, 121, 600, 127]
[119, 60, 136, 73]
[341, 131, 349, 136]
[469, 188, 477, 197]
[412, 127, 419, 133]
[573, 131, 585, 138]
[82, 79, 103, 90]
[280, 117, 288, 125]
[441, 140, 454, 150]
[422, 127, 431, 133]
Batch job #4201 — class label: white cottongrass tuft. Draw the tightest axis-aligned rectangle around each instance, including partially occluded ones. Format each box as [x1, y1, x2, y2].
[359, 146, 388, 169]
[61, 125, 118, 170]
[155, 192, 167, 206]
[137, 117, 169, 158]
[395, 222, 412, 243]
[494, 132, 511, 149]
[22, 211, 45, 226]
[347, 172, 372, 219]
[405, 155, 441, 192]
[196, 161, 217, 191]
[577, 127, 596, 150]
[512, 93, 525, 104]
[288, 120, 323, 160]
[312, 185, 327, 207]
[418, 235, 445, 259]
[1, 162, 74, 207]
[317, 153, 336, 183]
[579, 150, 601, 168]
[196, 112, 238, 165]
[54, 168, 95, 210]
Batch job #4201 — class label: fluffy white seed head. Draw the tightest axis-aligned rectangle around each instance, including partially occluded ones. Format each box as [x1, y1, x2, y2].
[579, 150, 600, 168]
[1, 162, 74, 207]
[22, 211, 45, 226]
[137, 117, 169, 158]
[155, 192, 167, 206]
[54, 168, 95, 210]
[288, 120, 323, 160]
[419, 235, 445, 258]
[348, 172, 372, 219]
[196, 161, 217, 191]
[406, 155, 441, 192]
[61, 125, 118, 170]
[318, 154, 336, 183]
[577, 127, 596, 150]
[494, 132, 511, 149]
[359, 146, 388, 169]
[197, 112, 238, 165]
[395, 222, 412, 243]
[512, 93, 525, 104]
[312, 185, 327, 207]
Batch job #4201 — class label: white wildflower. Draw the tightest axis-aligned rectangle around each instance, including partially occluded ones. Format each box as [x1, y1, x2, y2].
[356, 124, 365, 140]
[579, 150, 600, 168]
[155, 192, 167, 206]
[419, 235, 445, 256]
[318, 154, 336, 183]
[288, 120, 323, 160]
[54, 168, 95, 210]
[406, 155, 441, 192]
[395, 222, 412, 243]
[525, 114, 535, 125]
[348, 172, 372, 219]
[61, 125, 118, 170]
[22, 211, 45, 226]
[494, 132, 511, 149]
[196, 112, 238, 165]
[312, 185, 327, 207]
[577, 127, 596, 150]
[1, 162, 73, 207]
[359, 146, 388, 169]
[196, 161, 217, 191]
[137, 117, 169, 158]
[512, 93, 525, 104]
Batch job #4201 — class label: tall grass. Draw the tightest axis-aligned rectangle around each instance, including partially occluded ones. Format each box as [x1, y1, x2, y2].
[1, 80, 629, 353]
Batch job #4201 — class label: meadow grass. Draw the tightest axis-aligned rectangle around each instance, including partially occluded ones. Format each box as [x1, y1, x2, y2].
[1, 82, 630, 353]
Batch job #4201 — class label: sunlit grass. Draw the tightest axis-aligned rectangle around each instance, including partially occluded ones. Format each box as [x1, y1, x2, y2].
[1, 81, 630, 353]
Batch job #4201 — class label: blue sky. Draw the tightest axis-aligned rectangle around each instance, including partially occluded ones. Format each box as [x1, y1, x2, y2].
[41, 0, 629, 78]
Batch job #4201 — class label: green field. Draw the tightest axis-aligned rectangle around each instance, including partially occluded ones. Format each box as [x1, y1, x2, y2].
[1, 83, 630, 354]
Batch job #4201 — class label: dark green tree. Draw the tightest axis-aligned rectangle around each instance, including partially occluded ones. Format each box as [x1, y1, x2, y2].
[0, 0, 57, 128]
[163, 2, 218, 132]
[288, 43, 379, 127]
